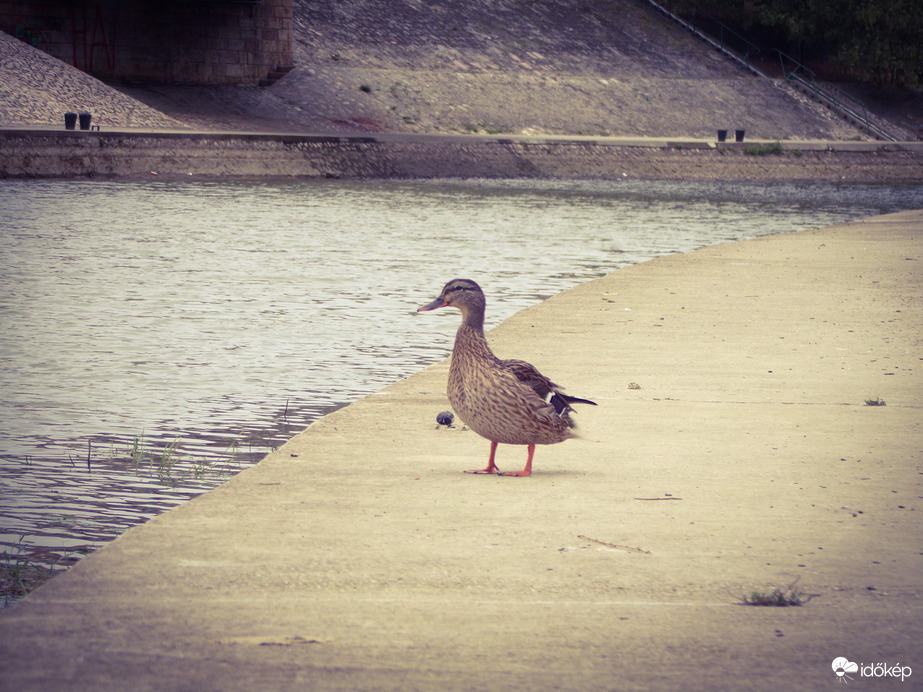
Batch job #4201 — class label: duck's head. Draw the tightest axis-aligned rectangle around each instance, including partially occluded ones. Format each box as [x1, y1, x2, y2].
[418, 278, 486, 321]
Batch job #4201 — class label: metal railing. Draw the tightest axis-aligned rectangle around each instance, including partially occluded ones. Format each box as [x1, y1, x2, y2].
[693, 13, 763, 73]
[636, 0, 898, 141]
[774, 50, 897, 141]
[637, 0, 768, 78]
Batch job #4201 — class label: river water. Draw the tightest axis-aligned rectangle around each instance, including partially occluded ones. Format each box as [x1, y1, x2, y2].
[1, 177, 921, 590]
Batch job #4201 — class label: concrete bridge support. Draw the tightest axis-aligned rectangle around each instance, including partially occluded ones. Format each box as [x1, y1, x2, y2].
[0, 0, 293, 85]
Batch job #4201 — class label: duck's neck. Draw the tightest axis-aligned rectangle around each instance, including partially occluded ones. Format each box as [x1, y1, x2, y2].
[453, 310, 496, 363]
[460, 305, 485, 332]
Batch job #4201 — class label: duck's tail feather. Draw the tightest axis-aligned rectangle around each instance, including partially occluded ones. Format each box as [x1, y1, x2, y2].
[547, 391, 597, 415]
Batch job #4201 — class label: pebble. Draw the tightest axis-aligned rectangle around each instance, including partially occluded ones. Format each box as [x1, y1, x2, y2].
[436, 411, 454, 426]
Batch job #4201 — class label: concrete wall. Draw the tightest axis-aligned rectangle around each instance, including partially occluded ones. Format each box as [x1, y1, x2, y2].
[1, 130, 921, 181]
[0, 0, 293, 85]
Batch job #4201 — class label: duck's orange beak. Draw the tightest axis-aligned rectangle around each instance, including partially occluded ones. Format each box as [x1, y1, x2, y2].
[418, 297, 448, 312]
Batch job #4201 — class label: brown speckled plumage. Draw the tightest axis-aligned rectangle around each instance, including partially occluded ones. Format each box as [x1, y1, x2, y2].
[418, 278, 596, 476]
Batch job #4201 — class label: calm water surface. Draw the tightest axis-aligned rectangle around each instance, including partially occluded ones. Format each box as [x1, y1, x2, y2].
[1, 178, 921, 587]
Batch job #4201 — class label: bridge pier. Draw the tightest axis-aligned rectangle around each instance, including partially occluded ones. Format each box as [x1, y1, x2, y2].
[0, 0, 293, 85]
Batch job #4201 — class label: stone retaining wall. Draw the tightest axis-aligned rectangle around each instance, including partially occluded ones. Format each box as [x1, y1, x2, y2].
[1, 130, 921, 181]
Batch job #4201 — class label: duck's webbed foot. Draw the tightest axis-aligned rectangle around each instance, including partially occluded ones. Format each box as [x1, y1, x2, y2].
[464, 441, 500, 475]
[497, 444, 534, 478]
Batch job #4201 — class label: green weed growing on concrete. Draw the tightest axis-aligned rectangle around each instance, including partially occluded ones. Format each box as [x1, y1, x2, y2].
[462, 123, 513, 135]
[737, 578, 812, 606]
[739, 588, 804, 606]
[1, 537, 60, 606]
[743, 141, 784, 156]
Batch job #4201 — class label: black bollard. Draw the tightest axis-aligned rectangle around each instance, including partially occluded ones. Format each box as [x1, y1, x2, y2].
[79, 112, 92, 131]
[64, 112, 77, 130]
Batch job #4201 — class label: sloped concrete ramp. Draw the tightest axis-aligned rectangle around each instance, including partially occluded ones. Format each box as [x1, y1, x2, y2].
[0, 211, 920, 691]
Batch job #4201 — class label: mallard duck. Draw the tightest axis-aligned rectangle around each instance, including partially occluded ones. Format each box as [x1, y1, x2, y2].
[418, 278, 596, 476]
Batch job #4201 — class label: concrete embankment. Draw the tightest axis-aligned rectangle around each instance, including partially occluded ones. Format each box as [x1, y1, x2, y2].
[0, 209, 919, 691]
[1, 127, 922, 181]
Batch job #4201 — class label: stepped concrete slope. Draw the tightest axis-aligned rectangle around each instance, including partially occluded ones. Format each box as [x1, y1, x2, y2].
[1, 210, 920, 691]
[18, 0, 897, 139]
[3, 0, 920, 139]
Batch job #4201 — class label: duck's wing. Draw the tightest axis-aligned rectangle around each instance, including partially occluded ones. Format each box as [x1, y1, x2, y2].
[499, 358, 555, 397]
[499, 358, 597, 415]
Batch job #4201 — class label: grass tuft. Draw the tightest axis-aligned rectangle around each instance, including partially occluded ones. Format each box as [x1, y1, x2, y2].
[739, 587, 804, 606]
[737, 578, 813, 606]
[106, 431, 249, 484]
[743, 141, 784, 156]
[1, 537, 65, 607]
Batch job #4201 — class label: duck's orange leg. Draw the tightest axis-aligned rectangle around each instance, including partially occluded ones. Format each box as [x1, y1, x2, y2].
[498, 444, 534, 477]
[465, 440, 500, 474]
